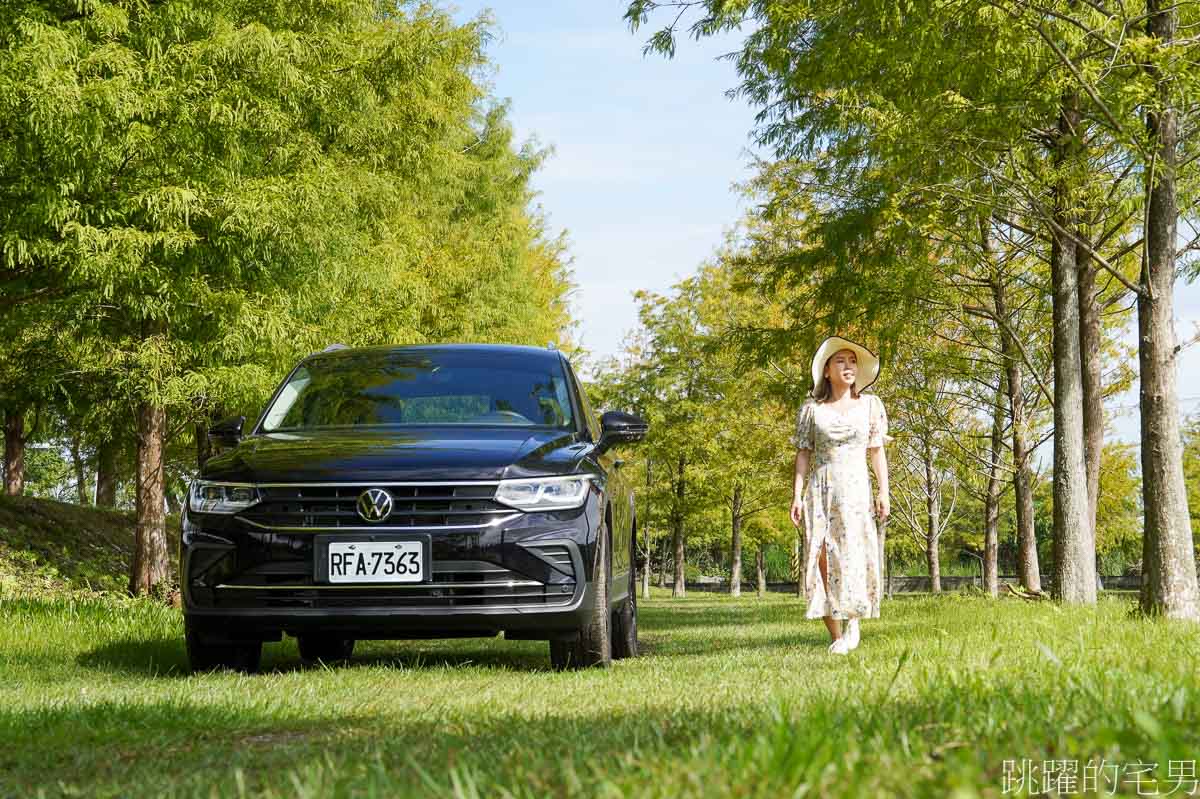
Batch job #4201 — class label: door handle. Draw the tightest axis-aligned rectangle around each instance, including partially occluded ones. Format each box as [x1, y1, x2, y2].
[613, 459, 626, 469]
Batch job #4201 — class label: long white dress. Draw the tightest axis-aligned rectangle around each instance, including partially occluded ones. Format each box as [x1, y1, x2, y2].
[793, 393, 889, 620]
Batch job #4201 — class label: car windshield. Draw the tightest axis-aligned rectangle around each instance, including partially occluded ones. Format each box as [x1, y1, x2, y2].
[260, 350, 576, 432]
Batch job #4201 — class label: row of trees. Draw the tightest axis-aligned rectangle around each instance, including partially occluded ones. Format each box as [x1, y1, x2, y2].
[592, 264, 798, 598]
[614, 0, 1200, 618]
[0, 0, 573, 594]
[593, 239, 1163, 598]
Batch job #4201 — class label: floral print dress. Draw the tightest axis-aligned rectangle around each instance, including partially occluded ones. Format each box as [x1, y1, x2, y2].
[793, 393, 889, 620]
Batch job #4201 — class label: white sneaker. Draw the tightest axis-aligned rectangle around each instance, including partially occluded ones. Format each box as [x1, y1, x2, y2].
[828, 638, 850, 655]
[845, 619, 860, 650]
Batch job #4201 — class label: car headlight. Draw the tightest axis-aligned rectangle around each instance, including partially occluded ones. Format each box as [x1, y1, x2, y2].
[495, 475, 592, 511]
[188, 481, 261, 514]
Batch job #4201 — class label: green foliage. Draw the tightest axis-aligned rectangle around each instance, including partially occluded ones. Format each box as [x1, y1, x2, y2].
[759, 543, 791, 582]
[621, 0, 1198, 593]
[0, 0, 573, 458]
[1184, 416, 1200, 558]
[0, 0, 574, 543]
[592, 260, 797, 580]
[1096, 442, 1143, 562]
[19, 446, 73, 501]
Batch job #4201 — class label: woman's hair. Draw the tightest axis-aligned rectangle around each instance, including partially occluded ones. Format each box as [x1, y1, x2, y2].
[812, 356, 861, 402]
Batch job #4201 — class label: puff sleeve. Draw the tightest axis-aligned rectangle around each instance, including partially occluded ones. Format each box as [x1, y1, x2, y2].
[868, 394, 890, 448]
[792, 399, 816, 450]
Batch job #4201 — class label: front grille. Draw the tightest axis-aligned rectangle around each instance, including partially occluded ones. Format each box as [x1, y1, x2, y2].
[238, 484, 516, 530]
[215, 559, 576, 608]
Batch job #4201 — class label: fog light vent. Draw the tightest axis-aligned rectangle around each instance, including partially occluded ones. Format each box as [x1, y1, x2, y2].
[527, 544, 574, 577]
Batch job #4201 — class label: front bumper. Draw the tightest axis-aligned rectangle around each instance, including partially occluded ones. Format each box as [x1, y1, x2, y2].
[183, 586, 598, 642]
[181, 496, 601, 641]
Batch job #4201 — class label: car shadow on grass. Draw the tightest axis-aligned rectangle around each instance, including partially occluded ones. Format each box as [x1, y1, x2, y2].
[76, 623, 833, 678]
[75, 596, 883, 678]
[328, 641, 552, 673]
[76, 636, 191, 677]
[76, 635, 579, 677]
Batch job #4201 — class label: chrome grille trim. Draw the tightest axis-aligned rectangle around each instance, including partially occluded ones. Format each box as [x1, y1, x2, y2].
[237, 514, 521, 533]
[236, 481, 518, 531]
[251, 481, 503, 487]
[216, 580, 544, 590]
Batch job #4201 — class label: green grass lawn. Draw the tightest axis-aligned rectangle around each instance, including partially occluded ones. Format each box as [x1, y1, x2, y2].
[1, 588, 1198, 798]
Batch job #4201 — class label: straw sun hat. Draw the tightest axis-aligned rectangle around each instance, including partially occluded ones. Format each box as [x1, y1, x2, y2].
[811, 336, 881, 392]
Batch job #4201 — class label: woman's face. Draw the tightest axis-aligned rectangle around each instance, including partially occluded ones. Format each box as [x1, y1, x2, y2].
[824, 349, 858, 391]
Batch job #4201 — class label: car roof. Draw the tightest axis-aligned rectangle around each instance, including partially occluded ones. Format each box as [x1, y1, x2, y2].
[301, 343, 568, 368]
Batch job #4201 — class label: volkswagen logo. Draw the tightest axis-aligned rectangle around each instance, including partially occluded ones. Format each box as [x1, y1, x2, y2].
[356, 488, 393, 523]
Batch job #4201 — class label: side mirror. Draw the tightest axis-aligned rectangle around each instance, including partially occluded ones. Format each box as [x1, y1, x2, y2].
[597, 411, 648, 453]
[208, 416, 246, 450]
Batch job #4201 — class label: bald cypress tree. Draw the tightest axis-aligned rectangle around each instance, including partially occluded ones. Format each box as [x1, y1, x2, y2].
[0, 1, 572, 594]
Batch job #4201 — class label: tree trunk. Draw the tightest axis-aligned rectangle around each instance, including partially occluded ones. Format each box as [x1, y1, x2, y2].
[642, 463, 652, 600]
[4, 410, 25, 496]
[924, 445, 942, 593]
[671, 455, 686, 598]
[641, 538, 651, 599]
[926, 530, 941, 594]
[129, 402, 170, 596]
[1138, 0, 1200, 620]
[979, 225, 1002, 597]
[1049, 98, 1096, 604]
[984, 378, 1004, 598]
[658, 536, 667, 588]
[70, 434, 89, 506]
[992, 278, 1042, 592]
[1012, 420, 1041, 592]
[729, 484, 743, 597]
[756, 544, 766, 598]
[95, 438, 118, 507]
[671, 520, 685, 598]
[1078, 241, 1103, 542]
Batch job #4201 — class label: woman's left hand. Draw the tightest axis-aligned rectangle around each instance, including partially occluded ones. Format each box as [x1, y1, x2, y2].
[875, 492, 890, 521]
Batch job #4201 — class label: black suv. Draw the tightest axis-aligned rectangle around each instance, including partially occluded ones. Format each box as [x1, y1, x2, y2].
[181, 344, 647, 671]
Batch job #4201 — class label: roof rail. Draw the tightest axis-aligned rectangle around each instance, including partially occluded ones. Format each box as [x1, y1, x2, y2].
[321, 343, 350, 353]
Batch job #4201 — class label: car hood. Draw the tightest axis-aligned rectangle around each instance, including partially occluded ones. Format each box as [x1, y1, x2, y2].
[201, 427, 589, 483]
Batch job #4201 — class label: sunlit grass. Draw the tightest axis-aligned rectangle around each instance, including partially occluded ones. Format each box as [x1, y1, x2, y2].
[1, 588, 1197, 797]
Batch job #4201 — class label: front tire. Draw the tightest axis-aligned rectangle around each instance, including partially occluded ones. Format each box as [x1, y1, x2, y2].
[550, 523, 612, 670]
[185, 618, 262, 674]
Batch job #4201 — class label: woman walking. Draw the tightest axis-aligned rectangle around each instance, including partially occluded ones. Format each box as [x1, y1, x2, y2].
[789, 336, 891, 655]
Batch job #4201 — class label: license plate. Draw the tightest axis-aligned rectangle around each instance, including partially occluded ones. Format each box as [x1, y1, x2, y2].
[326, 540, 425, 583]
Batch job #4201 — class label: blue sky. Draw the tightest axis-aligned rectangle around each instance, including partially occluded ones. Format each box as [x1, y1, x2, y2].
[449, 1, 1199, 444]
[450, 1, 759, 365]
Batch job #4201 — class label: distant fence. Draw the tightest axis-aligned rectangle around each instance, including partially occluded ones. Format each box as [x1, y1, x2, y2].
[675, 574, 1142, 593]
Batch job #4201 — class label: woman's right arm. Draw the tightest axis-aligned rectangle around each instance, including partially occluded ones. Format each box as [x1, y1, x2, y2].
[790, 448, 810, 527]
